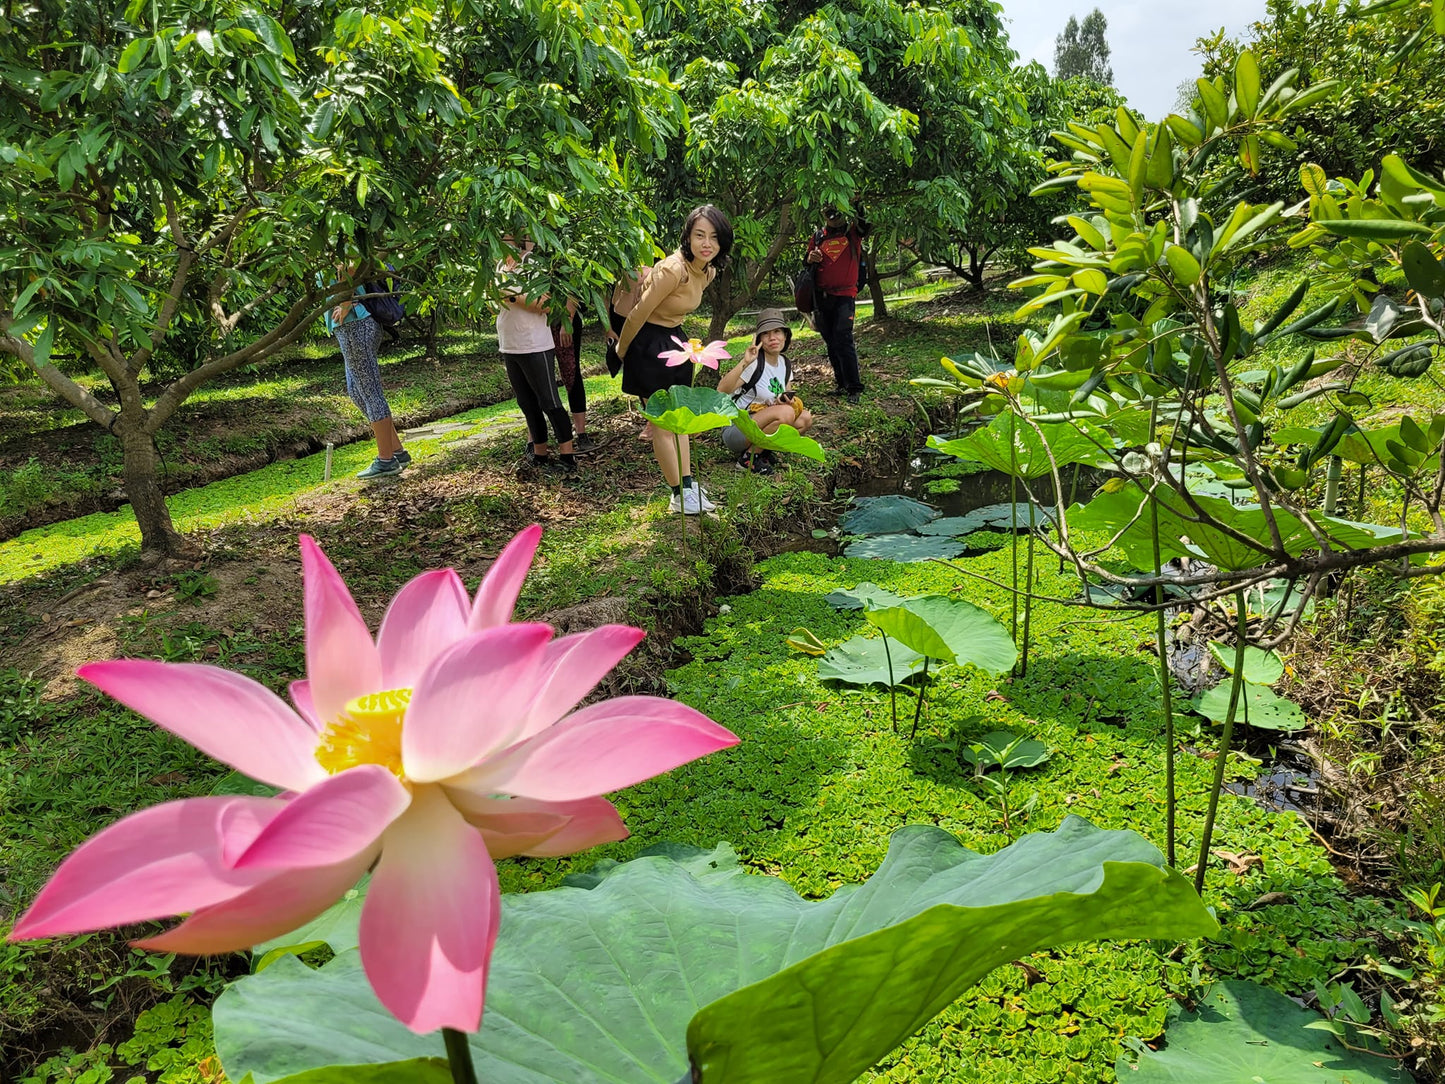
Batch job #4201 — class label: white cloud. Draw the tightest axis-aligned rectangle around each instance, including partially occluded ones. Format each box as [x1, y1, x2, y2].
[997, 0, 1267, 119]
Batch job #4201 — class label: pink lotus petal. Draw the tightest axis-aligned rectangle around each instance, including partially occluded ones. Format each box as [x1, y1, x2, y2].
[135, 849, 375, 954]
[515, 625, 646, 743]
[360, 786, 499, 1033]
[230, 765, 411, 871]
[301, 535, 383, 729]
[458, 695, 738, 801]
[450, 792, 628, 858]
[79, 660, 326, 792]
[7, 797, 282, 941]
[469, 524, 541, 631]
[289, 680, 320, 731]
[696, 340, 732, 369]
[377, 569, 471, 689]
[661, 350, 692, 367]
[401, 624, 554, 783]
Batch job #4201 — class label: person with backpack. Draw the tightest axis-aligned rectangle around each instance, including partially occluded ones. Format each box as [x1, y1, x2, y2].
[496, 233, 577, 474]
[615, 203, 734, 514]
[717, 309, 813, 475]
[805, 204, 870, 403]
[319, 262, 410, 479]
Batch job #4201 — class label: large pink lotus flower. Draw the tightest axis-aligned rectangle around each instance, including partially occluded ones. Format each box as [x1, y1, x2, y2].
[660, 335, 731, 369]
[7, 526, 737, 1035]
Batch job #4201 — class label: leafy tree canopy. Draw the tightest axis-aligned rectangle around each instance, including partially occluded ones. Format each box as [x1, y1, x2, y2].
[1054, 8, 1113, 85]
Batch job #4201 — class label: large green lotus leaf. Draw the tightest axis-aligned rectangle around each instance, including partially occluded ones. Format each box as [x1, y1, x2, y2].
[823, 582, 907, 610]
[817, 633, 926, 686]
[928, 415, 1112, 480]
[864, 597, 1016, 674]
[840, 495, 939, 535]
[1067, 484, 1382, 572]
[262, 1062, 451, 1084]
[842, 534, 966, 562]
[730, 409, 825, 461]
[1206, 642, 1284, 685]
[643, 385, 740, 434]
[1118, 979, 1407, 1082]
[214, 820, 1218, 1084]
[1192, 681, 1309, 731]
[915, 503, 1054, 537]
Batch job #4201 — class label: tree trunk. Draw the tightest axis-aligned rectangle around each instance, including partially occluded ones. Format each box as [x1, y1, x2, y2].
[120, 421, 188, 556]
[966, 246, 986, 292]
[706, 263, 743, 341]
[866, 243, 887, 319]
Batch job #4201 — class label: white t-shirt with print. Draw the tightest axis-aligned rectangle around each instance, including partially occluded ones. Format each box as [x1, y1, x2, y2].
[495, 259, 554, 354]
[733, 354, 789, 409]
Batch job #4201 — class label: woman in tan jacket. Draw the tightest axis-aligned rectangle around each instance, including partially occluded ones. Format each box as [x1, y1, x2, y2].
[615, 204, 733, 515]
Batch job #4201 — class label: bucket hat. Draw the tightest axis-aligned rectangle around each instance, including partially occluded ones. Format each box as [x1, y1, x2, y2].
[753, 307, 792, 351]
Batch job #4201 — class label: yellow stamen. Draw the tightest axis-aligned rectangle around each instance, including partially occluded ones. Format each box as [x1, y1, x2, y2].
[315, 688, 411, 776]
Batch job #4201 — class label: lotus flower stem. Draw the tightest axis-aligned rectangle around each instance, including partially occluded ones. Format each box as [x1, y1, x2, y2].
[1019, 525, 1036, 678]
[675, 433, 688, 553]
[1150, 498, 1177, 869]
[909, 656, 931, 739]
[882, 634, 898, 731]
[443, 1027, 480, 1084]
[1148, 402, 1177, 868]
[1193, 588, 1247, 895]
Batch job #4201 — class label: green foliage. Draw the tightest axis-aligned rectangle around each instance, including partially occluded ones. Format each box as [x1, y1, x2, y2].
[1197, 0, 1445, 206]
[842, 533, 967, 561]
[643, 385, 740, 434]
[213, 821, 1214, 1084]
[840, 495, 939, 535]
[1120, 979, 1406, 1081]
[1054, 9, 1113, 85]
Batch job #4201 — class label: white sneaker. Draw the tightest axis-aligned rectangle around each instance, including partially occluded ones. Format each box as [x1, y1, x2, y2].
[670, 485, 716, 515]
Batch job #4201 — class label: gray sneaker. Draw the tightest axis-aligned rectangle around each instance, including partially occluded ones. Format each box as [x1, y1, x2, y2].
[394, 449, 412, 468]
[357, 456, 403, 479]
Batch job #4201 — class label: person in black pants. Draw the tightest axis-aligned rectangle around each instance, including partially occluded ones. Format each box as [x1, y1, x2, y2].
[551, 307, 596, 452]
[496, 235, 576, 472]
[805, 205, 869, 403]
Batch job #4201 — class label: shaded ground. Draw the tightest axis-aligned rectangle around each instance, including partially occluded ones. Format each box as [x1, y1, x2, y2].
[0, 331, 517, 539]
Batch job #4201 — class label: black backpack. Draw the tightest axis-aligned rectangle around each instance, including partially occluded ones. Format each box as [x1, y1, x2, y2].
[363, 273, 405, 328]
[732, 352, 792, 404]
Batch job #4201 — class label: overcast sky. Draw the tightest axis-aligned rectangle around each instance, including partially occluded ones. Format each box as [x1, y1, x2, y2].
[996, 0, 1269, 119]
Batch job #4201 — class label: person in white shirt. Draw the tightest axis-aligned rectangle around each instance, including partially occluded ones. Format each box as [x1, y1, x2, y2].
[497, 234, 576, 471]
[716, 308, 814, 475]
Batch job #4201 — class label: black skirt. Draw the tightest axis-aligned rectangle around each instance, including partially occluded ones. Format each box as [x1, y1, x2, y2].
[621, 321, 692, 401]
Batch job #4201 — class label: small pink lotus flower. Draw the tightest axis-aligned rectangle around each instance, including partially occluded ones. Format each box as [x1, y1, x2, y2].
[660, 336, 731, 369]
[7, 526, 737, 1035]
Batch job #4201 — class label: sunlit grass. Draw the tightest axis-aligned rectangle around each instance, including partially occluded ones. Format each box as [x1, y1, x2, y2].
[0, 374, 623, 584]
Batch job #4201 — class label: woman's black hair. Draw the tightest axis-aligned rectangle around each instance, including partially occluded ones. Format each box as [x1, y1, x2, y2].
[680, 203, 733, 270]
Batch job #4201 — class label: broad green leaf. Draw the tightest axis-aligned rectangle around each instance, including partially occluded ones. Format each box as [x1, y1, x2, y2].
[1300, 163, 1328, 199]
[928, 415, 1112, 480]
[785, 628, 828, 656]
[118, 37, 151, 73]
[864, 596, 1016, 673]
[1164, 244, 1201, 287]
[217, 822, 1215, 1084]
[1206, 642, 1284, 685]
[1120, 980, 1407, 1082]
[1401, 240, 1445, 300]
[1193, 681, 1308, 731]
[823, 582, 907, 610]
[1196, 78, 1227, 131]
[643, 385, 739, 435]
[914, 504, 1053, 535]
[1314, 219, 1432, 241]
[818, 633, 926, 685]
[1126, 129, 1147, 206]
[957, 731, 1051, 771]
[269, 1063, 451, 1084]
[1234, 50, 1260, 116]
[842, 534, 967, 562]
[729, 409, 825, 461]
[840, 495, 939, 535]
